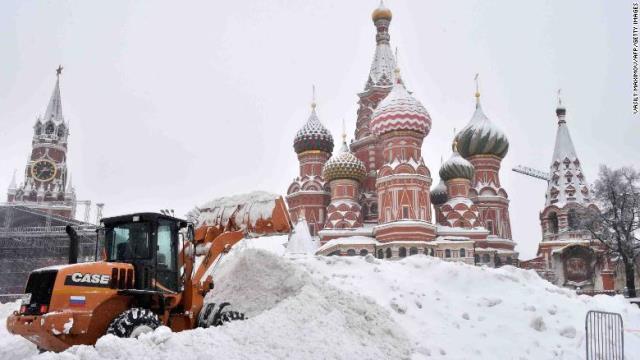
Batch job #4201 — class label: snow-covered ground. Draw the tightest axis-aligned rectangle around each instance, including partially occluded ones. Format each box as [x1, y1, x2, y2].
[2, 236, 640, 359]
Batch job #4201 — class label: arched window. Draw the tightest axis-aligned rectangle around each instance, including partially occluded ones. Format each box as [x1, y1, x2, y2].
[385, 248, 392, 259]
[377, 249, 384, 259]
[445, 249, 451, 258]
[495, 256, 502, 267]
[57, 124, 66, 138]
[399, 247, 407, 258]
[409, 247, 418, 256]
[430, 248, 435, 256]
[370, 203, 378, 216]
[45, 122, 55, 135]
[35, 124, 42, 135]
[548, 212, 559, 234]
[459, 248, 466, 258]
[506, 256, 513, 265]
[567, 209, 579, 230]
[359, 249, 368, 256]
[474, 254, 480, 264]
[482, 254, 491, 263]
[346, 249, 356, 256]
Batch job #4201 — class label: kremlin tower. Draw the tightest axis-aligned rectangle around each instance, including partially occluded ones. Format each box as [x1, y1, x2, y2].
[6, 67, 76, 219]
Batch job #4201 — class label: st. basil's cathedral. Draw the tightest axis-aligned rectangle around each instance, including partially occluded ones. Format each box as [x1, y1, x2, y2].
[284, 2, 633, 295]
[286, 2, 517, 267]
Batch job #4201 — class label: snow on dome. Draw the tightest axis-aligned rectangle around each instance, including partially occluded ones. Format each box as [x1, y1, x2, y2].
[322, 141, 366, 183]
[371, 0, 392, 22]
[455, 102, 509, 159]
[430, 179, 448, 205]
[439, 149, 475, 182]
[293, 107, 334, 154]
[370, 79, 431, 137]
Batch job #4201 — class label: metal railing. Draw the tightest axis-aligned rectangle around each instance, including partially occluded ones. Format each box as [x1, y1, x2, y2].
[585, 310, 624, 359]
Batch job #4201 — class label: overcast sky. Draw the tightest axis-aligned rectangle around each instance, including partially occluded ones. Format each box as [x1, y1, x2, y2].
[0, 0, 637, 259]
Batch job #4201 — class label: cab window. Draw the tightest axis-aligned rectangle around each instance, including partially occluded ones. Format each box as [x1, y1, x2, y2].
[106, 222, 151, 261]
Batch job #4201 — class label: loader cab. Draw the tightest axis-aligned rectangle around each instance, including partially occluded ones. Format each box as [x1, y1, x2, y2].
[100, 213, 190, 293]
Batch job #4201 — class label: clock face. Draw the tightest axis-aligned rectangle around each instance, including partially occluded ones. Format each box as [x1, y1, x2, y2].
[31, 160, 57, 182]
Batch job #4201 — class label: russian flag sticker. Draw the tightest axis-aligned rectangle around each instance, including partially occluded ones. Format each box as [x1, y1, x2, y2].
[69, 296, 86, 307]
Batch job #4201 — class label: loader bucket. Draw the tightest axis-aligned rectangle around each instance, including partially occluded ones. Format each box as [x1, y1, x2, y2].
[192, 191, 292, 237]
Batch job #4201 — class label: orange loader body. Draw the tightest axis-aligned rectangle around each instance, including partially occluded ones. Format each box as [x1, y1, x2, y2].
[6, 196, 292, 352]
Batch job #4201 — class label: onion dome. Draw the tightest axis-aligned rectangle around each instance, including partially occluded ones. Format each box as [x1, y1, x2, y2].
[439, 144, 475, 182]
[293, 103, 334, 155]
[372, 0, 392, 22]
[322, 140, 366, 183]
[370, 71, 432, 137]
[455, 90, 509, 159]
[430, 179, 448, 206]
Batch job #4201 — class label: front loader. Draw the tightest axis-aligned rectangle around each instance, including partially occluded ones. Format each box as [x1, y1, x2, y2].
[6, 195, 292, 352]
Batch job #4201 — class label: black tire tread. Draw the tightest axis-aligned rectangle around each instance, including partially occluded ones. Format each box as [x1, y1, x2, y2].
[106, 308, 161, 338]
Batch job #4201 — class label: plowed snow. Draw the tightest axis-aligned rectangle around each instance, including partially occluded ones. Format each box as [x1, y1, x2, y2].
[2, 242, 640, 359]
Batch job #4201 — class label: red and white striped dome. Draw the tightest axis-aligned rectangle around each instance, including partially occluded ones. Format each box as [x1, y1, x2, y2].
[370, 80, 431, 137]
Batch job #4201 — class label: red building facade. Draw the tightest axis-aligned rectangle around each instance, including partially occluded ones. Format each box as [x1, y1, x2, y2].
[287, 2, 517, 266]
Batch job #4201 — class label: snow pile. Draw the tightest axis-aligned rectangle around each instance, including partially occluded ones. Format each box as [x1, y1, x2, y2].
[0, 301, 39, 359]
[2, 243, 640, 359]
[284, 219, 316, 255]
[187, 191, 281, 228]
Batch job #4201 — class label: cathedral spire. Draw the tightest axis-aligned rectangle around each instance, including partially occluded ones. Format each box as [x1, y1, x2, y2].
[366, 1, 396, 89]
[43, 66, 65, 124]
[545, 95, 591, 207]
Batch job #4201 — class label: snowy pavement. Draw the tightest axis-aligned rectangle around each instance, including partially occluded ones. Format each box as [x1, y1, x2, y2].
[2, 239, 640, 359]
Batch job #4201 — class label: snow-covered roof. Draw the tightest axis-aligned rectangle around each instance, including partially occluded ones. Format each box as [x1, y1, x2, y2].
[544, 105, 591, 207]
[439, 150, 474, 181]
[455, 101, 509, 159]
[322, 140, 366, 182]
[293, 104, 334, 154]
[317, 236, 379, 252]
[370, 75, 431, 137]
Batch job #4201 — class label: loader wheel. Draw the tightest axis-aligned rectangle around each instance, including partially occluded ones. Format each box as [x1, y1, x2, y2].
[107, 308, 161, 338]
[210, 302, 246, 327]
[198, 302, 246, 328]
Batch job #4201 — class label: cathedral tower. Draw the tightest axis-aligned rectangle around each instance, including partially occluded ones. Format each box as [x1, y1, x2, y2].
[286, 89, 334, 235]
[7, 66, 76, 218]
[371, 68, 434, 242]
[350, 1, 398, 223]
[438, 143, 480, 228]
[455, 81, 513, 248]
[322, 133, 366, 232]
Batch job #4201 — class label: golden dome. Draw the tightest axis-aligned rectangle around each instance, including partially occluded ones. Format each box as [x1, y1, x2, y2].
[372, 1, 392, 22]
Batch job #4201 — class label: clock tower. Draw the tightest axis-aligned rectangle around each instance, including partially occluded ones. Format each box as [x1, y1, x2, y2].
[6, 66, 76, 219]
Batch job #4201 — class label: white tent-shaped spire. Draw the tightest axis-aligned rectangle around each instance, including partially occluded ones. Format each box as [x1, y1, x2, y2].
[545, 96, 591, 207]
[366, 1, 396, 89]
[43, 66, 65, 124]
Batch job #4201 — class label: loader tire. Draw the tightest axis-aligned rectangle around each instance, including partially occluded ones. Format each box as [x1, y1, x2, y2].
[107, 308, 161, 338]
[210, 302, 246, 327]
